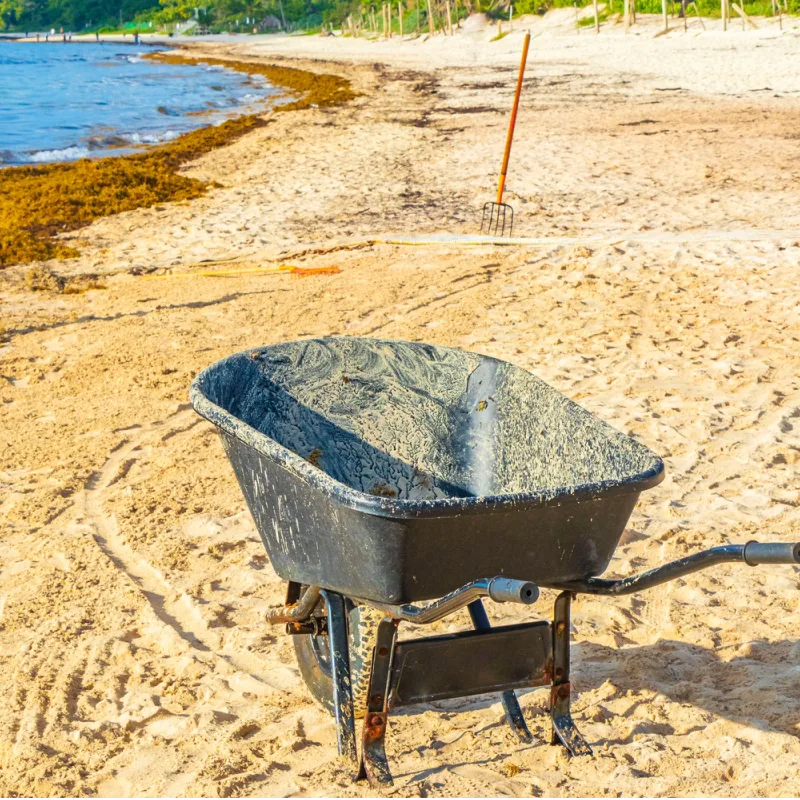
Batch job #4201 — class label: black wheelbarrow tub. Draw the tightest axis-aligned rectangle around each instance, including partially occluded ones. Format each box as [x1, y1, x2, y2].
[190, 337, 664, 603]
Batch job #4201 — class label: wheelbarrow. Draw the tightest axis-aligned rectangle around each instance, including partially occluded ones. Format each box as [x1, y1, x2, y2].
[190, 336, 799, 787]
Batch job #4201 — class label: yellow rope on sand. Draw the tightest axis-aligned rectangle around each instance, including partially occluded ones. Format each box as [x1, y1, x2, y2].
[141, 229, 800, 279]
[144, 265, 341, 279]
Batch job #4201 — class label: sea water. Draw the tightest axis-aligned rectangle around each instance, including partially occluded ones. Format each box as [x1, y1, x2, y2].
[0, 42, 278, 165]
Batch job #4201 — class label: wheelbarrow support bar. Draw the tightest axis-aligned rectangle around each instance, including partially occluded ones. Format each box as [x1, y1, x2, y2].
[368, 576, 539, 624]
[264, 585, 322, 624]
[553, 542, 800, 596]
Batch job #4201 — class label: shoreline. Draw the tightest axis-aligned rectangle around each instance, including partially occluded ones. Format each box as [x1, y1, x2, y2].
[0, 50, 355, 267]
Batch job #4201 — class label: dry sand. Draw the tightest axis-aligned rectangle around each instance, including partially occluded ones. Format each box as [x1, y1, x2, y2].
[1, 13, 800, 797]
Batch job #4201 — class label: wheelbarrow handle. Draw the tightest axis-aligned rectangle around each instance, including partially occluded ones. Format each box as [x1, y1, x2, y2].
[743, 541, 800, 565]
[549, 542, 800, 597]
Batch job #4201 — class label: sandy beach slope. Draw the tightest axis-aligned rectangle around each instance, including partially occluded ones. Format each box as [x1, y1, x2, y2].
[1, 13, 800, 796]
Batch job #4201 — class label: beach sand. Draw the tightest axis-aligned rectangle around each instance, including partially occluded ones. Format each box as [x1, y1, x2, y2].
[1, 13, 800, 796]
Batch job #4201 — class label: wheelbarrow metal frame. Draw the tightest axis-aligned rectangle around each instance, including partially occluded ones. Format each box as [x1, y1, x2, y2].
[280, 538, 799, 788]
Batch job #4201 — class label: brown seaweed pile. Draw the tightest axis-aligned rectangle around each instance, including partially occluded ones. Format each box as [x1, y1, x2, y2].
[0, 54, 355, 268]
[143, 52, 356, 113]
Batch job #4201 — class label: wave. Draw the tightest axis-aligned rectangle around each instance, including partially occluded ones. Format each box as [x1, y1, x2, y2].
[125, 130, 180, 144]
[14, 129, 181, 164]
[28, 145, 92, 162]
[85, 129, 181, 148]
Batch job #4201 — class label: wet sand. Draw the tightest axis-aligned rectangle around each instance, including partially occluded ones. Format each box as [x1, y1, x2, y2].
[1, 13, 799, 797]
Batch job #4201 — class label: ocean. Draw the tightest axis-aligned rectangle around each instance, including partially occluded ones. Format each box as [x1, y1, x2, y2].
[0, 42, 277, 166]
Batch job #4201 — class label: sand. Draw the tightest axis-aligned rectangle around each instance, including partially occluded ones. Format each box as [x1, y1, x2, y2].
[1, 12, 800, 797]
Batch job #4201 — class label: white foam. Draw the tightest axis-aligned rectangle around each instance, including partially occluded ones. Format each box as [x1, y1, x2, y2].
[126, 130, 180, 144]
[28, 145, 91, 162]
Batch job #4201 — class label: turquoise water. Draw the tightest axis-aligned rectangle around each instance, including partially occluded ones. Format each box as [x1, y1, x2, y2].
[0, 43, 277, 165]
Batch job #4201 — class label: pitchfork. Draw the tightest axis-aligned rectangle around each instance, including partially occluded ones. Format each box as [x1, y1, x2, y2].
[481, 32, 531, 237]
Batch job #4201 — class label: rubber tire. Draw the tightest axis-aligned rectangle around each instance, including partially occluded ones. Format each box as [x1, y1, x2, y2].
[293, 603, 383, 719]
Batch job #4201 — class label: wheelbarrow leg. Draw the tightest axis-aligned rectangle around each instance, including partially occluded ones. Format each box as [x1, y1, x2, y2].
[357, 617, 399, 788]
[550, 592, 592, 757]
[319, 590, 358, 771]
[468, 599, 534, 744]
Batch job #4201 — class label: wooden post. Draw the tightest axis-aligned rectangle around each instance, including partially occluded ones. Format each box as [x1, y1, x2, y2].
[624, 0, 630, 31]
[661, 0, 668, 30]
[509, 4, 513, 29]
[691, 2, 705, 28]
[732, 2, 758, 27]
[417, 0, 421, 33]
[631, 0, 636, 22]
[722, 0, 727, 29]
[398, 1, 403, 35]
[427, 0, 436, 33]
[445, 0, 453, 34]
[593, 0, 599, 32]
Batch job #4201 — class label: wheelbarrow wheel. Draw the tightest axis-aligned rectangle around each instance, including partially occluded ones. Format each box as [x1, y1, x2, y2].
[293, 602, 383, 719]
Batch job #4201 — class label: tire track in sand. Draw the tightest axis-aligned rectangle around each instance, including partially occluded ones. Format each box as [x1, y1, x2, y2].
[82, 408, 292, 695]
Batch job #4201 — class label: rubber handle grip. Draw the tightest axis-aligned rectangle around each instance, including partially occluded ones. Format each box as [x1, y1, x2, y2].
[743, 541, 800, 566]
[488, 577, 539, 605]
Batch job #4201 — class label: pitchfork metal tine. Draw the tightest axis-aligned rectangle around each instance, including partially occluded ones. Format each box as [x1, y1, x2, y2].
[481, 202, 514, 237]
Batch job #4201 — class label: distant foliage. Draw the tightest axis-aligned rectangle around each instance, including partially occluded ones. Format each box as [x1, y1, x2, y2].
[1, 0, 160, 31]
[0, 0, 797, 34]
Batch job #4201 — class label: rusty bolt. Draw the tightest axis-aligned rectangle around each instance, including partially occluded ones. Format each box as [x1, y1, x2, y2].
[555, 666, 565, 679]
[558, 685, 569, 699]
[371, 693, 383, 706]
[556, 621, 566, 635]
[378, 646, 389, 658]
[370, 714, 383, 727]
